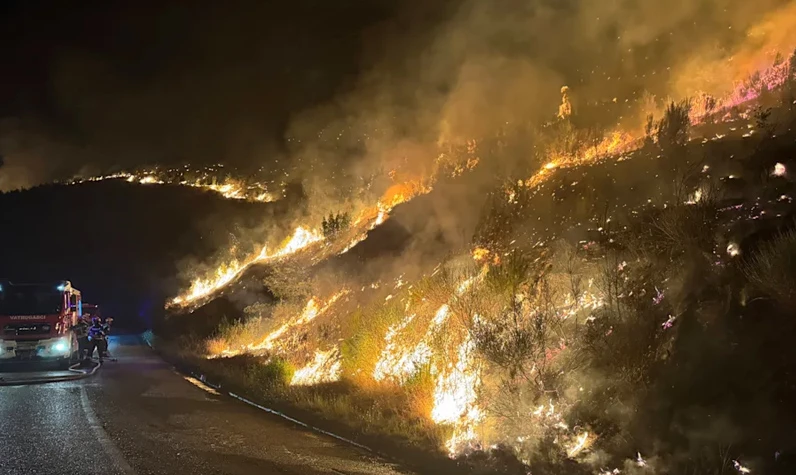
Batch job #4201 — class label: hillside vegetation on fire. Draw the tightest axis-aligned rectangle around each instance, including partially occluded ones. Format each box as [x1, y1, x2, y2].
[148, 45, 796, 474]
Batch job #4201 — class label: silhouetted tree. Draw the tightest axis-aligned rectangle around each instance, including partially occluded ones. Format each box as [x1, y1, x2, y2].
[656, 100, 692, 152]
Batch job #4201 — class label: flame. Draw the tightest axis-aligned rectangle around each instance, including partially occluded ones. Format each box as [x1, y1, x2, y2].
[172, 175, 432, 308]
[138, 175, 163, 185]
[431, 335, 483, 455]
[521, 131, 637, 192]
[373, 273, 482, 384]
[371, 272, 487, 454]
[372, 313, 419, 382]
[291, 347, 343, 386]
[249, 291, 346, 352]
[71, 168, 276, 202]
[171, 226, 324, 307]
[209, 291, 347, 358]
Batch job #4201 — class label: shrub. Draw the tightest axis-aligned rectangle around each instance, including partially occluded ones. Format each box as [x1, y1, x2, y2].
[322, 212, 351, 238]
[742, 228, 796, 311]
[247, 357, 295, 391]
[340, 302, 405, 384]
[656, 100, 692, 151]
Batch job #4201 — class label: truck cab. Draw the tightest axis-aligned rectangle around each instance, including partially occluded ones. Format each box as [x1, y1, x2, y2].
[82, 303, 101, 320]
[0, 280, 81, 368]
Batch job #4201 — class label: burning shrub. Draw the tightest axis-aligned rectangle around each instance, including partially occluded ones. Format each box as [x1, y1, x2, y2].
[458, 251, 574, 445]
[261, 261, 313, 301]
[742, 228, 796, 311]
[340, 300, 407, 385]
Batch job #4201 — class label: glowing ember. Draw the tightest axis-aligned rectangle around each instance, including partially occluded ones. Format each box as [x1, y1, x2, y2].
[290, 347, 343, 386]
[687, 188, 704, 204]
[566, 431, 592, 458]
[471, 247, 490, 262]
[733, 460, 752, 474]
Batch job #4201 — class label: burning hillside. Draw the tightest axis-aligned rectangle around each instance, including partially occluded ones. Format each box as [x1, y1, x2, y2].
[156, 43, 796, 474]
[67, 164, 280, 202]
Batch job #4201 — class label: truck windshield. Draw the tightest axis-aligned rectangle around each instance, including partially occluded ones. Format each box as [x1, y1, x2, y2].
[0, 287, 64, 315]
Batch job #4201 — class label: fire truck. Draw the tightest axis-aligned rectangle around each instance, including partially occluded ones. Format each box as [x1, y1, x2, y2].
[0, 280, 82, 368]
[82, 303, 101, 319]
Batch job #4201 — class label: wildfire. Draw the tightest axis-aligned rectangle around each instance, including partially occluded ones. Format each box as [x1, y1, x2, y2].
[71, 169, 276, 202]
[431, 336, 483, 455]
[171, 226, 324, 307]
[208, 291, 347, 358]
[373, 272, 483, 384]
[290, 347, 343, 386]
[521, 130, 638, 193]
[179, 31, 796, 469]
[251, 291, 346, 352]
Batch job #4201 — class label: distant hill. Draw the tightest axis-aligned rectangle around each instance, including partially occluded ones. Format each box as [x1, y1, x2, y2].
[0, 180, 281, 329]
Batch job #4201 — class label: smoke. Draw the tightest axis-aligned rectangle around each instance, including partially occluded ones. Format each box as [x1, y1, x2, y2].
[1, 0, 794, 195]
[273, 0, 796, 245]
[0, 118, 80, 191]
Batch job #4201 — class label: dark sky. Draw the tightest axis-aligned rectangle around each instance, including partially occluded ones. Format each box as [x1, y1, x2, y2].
[0, 0, 790, 192]
[0, 0, 456, 180]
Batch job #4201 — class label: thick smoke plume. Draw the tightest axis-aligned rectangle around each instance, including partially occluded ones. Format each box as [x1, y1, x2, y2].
[2, 0, 794, 196]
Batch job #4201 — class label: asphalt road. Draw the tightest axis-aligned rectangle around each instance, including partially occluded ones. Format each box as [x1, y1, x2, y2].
[0, 335, 412, 475]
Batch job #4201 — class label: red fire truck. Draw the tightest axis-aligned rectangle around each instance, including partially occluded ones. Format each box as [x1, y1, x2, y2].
[82, 303, 101, 320]
[0, 280, 82, 368]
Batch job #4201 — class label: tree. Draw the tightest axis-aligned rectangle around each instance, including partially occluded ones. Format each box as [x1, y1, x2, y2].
[321, 212, 351, 238]
[656, 100, 692, 152]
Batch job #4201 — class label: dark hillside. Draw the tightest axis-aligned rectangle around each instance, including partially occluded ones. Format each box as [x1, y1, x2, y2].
[0, 180, 275, 329]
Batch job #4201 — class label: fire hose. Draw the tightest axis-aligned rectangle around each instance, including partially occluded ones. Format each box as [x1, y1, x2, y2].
[0, 360, 102, 386]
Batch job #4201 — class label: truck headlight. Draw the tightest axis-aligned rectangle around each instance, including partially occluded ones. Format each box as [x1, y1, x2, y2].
[49, 338, 71, 355]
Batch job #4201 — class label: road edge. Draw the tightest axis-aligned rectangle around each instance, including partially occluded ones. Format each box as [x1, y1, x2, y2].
[139, 331, 469, 475]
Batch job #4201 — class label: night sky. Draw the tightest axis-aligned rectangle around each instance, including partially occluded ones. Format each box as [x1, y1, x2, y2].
[0, 0, 455, 178]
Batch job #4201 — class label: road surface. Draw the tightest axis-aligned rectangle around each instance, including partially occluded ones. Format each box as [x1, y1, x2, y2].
[0, 335, 412, 475]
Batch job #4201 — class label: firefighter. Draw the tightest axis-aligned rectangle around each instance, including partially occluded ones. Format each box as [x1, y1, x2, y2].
[87, 316, 108, 361]
[73, 314, 90, 362]
[100, 317, 113, 358]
